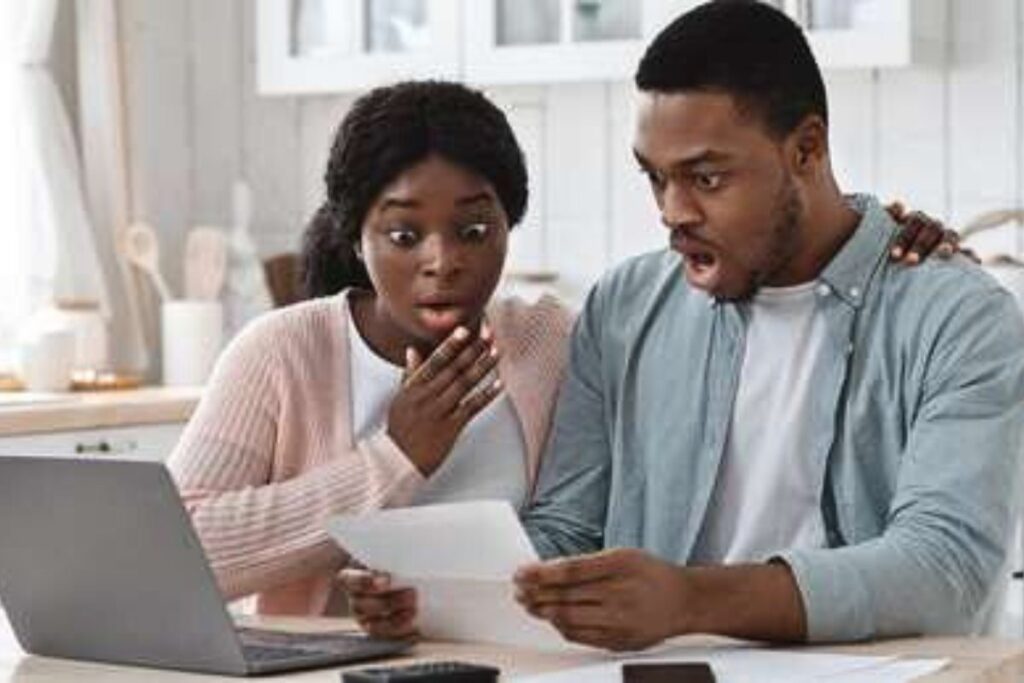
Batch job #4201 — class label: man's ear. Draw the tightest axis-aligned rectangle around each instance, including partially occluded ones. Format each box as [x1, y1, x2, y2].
[790, 115, 828, 173]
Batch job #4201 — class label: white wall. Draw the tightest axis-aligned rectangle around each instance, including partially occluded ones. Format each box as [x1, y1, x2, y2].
[115, 0, 1024, 304]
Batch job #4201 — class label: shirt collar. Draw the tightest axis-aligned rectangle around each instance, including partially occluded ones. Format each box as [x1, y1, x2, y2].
[816, 194, 897, 309]
[709, 194, 897, 310]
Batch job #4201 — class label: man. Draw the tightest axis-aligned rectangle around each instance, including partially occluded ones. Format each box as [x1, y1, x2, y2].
[344, 1, 1024, 649]
[510, 0, 1024, 649]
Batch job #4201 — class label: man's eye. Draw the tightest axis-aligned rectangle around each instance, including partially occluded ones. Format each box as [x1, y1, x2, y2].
[694, 172, 724, 191]
[386, 228, 419, 247]
[459, 222, 490, 242]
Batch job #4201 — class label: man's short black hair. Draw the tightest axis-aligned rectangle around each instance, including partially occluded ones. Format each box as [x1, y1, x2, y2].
[635, 0, 827, 139]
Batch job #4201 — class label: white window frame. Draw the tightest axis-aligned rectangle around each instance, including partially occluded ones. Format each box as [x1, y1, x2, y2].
[461, 0, 655, 86]
[256, 0, 462, 96]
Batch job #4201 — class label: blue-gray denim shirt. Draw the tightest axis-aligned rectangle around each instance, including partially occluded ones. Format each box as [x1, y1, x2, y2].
[523, 195, 1024, 642]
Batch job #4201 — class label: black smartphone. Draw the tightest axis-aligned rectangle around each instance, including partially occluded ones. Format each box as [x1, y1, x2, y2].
[622, 662, 717, 683]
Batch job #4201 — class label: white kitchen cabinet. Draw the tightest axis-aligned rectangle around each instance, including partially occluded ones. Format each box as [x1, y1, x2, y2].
[462, 0, 664, 85]
[464, 0, 943, 84]
[258, 0, 675, 93]
[257, 0, 944, 95]
[775, 0, 945, 69]
[257, 0, 461, 95]
[0, 423, 185, 462]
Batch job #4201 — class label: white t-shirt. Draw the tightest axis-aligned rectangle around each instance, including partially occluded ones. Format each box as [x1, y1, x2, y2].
[691, 281, 830, 564]
[346, 305, 529, 510]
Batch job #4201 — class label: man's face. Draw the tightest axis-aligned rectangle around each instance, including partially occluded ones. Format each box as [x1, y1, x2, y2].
[633, 91, 805, 300]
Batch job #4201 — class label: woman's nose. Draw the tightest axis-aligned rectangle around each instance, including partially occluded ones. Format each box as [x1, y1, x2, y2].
[421, 235, 464, 279]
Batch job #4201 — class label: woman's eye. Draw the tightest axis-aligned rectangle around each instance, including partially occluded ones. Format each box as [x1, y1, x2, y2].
[459, 222, 490, 241]
[694, 172, 724, 192]
[386, 228, 419, 247]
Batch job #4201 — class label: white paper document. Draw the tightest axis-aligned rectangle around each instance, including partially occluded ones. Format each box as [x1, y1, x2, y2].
[510, 646, 948, 683]
[327, 500, 567, 649]
[327, 501, 949, 679]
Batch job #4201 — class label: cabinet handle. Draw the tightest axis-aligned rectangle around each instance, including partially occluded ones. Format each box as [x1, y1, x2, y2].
[75, 440, 110, 454]
[75, 439, 138, 455]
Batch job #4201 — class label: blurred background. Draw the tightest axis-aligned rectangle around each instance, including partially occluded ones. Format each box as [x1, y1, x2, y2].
[0, 0, 1022, 377]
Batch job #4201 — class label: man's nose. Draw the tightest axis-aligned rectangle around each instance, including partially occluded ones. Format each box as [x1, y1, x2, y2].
[660, 181, 702, 231]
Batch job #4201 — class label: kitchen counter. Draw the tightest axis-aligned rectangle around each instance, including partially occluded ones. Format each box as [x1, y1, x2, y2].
[0, 387, 203, 436]
[0, 615, 1022, 681]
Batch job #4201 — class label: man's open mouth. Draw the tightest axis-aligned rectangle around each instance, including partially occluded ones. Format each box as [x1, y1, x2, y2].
[671, 232, 717, 269]
[686, 251, 716, 269]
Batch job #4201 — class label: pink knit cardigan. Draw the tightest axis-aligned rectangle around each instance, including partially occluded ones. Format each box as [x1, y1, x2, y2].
[167, 291, 573, 615]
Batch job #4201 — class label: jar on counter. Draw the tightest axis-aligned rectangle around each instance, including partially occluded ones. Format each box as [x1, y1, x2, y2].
[24, 300, 109, 372]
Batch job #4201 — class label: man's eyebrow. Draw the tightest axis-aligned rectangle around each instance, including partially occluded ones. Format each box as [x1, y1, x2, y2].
[633, 148, 731, 171]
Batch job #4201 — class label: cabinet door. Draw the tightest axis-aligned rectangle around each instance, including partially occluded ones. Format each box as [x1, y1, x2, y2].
[0, 423, 186, 462]
[776, 0, 943, 69]
[464, 0, 669, 85]
[257, 0, 461, 94]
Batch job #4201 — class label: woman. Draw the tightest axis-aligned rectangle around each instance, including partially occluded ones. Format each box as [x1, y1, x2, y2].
[169, 79, 956, 625]
[168, 81, 573, 617]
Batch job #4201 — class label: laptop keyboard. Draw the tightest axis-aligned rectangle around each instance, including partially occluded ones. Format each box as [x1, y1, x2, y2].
[237, 627, 405, 659]
[242, 644, 317, 663]
[235, 626, 412, 673]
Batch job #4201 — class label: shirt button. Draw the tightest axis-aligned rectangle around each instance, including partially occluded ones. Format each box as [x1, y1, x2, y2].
[816, 283, 831, 297]
[849, 286, 861, 299]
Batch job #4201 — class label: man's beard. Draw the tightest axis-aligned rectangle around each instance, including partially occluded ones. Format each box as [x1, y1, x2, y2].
[736, 174, 804, 301]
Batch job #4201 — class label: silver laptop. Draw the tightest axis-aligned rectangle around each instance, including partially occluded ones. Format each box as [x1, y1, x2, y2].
[0, 456, 412, 675]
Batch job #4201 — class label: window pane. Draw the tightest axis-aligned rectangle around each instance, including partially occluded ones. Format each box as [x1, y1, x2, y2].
[496, 0, 561, 46]
[572, 0, 641, 43]
[366, 0, 430, 53]
[289, 0, 362, 58]
[806, 0, 888, 30]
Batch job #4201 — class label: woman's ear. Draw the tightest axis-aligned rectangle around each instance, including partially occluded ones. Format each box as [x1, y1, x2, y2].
[353, 241, 364, 261]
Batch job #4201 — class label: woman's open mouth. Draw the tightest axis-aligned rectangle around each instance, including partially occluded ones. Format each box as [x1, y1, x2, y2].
[415, 302, 469, 333]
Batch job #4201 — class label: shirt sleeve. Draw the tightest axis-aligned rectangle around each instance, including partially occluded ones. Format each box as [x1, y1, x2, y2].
[522, 284, 613, 559]
[166, 317, 424, 600]
[778, 285, 1024, 642]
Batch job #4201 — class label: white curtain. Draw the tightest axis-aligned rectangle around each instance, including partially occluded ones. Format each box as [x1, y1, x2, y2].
[76, 0, 150, 373]
[0, 0, 110, 352]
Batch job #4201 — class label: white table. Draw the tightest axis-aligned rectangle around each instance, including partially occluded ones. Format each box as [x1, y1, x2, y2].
[0, 614, 1022, 682]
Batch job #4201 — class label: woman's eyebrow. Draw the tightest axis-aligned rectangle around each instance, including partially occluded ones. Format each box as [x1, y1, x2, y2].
[379, 197, 420, 212]
[456, 192, 494, 207]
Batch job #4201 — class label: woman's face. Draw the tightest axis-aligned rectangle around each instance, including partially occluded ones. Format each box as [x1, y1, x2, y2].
[359, 155, 510, 349]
